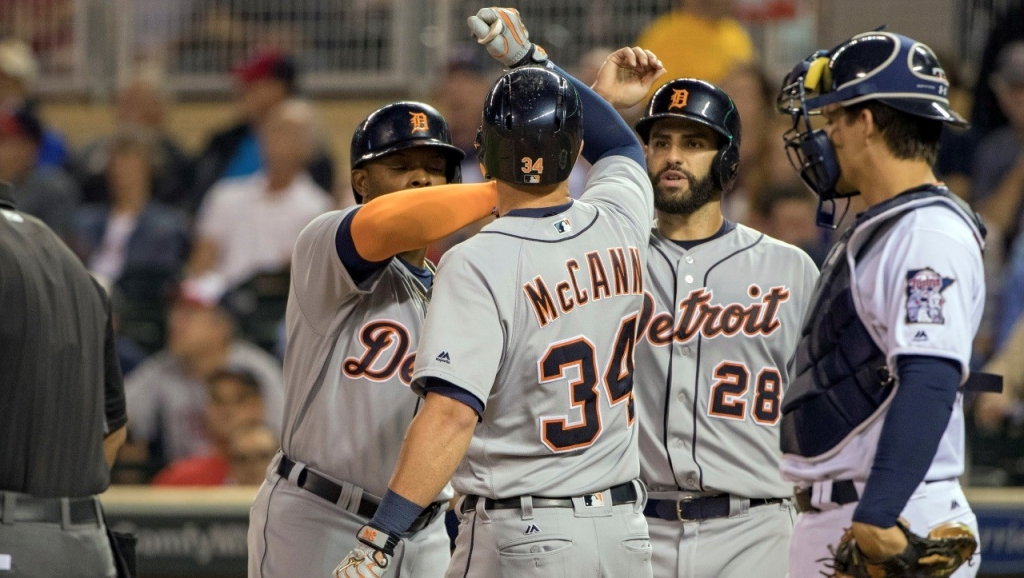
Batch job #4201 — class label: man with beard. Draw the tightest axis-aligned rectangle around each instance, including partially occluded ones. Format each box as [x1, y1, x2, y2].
[596, 78, 819, 577]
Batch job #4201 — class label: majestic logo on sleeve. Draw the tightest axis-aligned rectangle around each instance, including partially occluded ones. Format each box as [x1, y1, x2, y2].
[639, 284, 790, 345]
[409, 112, 429, 133]
[343, 320, 417, 385]
[906, 268, 955, 324]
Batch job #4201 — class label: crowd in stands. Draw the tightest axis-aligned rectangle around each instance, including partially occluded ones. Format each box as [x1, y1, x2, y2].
[3, 0, 1024, 486]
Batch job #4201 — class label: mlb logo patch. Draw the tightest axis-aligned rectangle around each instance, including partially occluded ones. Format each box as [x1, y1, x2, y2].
[553, 218, 572, 234]
[524, 174, 541, 184]
[583, 493, 605, 508]
[906, 267, 955, 324]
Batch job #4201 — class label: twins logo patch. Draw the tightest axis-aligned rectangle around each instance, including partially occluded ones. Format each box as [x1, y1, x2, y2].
[553, 218, 572, 234]
[906, 267, 955, 324]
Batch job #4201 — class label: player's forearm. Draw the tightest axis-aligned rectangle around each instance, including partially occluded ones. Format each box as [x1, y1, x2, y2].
[548, 63, 645, 167]
[391, 393, 477, 504]
[103, 425, 127, 469]
[978, 163, 1024, 233]
[854, 355, 960, 527]
[351, 182, 497, 262]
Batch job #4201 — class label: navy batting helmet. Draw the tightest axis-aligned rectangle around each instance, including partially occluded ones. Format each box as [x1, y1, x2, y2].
[476, 66, 583, 186]
[350, 102, 464, 202]
[777, 31, 965, 215]
[635, 79, 742, 192]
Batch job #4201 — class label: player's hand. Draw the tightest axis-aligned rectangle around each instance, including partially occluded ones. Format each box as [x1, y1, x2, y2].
[467, 7, 547, 67]
[333, 544, 391, 578]
[590, 46, 666, 110]
[849, 520, 910, 560]
[974, 392, 1016, 431]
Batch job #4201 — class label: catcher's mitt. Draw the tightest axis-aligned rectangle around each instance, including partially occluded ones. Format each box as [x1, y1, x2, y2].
[829, 519, 977, 577]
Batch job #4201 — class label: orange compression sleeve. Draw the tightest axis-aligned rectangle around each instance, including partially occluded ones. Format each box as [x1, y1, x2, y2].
[350, 181, 497, 262]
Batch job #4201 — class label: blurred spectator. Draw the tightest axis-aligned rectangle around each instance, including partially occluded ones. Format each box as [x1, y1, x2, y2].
[748, 184, 828, 266]
[73, 71, 195, 209]
[717, 63, 786, 223]
[151, 367, 266, 486]
[635, 0, 755, 96]
[189, 51, 334, 209]
[931, 53, 977, 201]
[73, 129, 190, 286]
[0, 106, 78, 240]
[124, 277, 284, 466]
[0, 38, 69, 167]
[226, 424, 278, 485]
[188, 100, 330, 288]
[432, 44, 502, 184]
[974, 41, 1024, 245]
[970, 1, 1024, 138]
[997, 234, 1024, 350]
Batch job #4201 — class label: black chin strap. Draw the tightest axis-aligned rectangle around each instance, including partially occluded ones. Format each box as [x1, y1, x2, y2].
[816, 197, 851, 229]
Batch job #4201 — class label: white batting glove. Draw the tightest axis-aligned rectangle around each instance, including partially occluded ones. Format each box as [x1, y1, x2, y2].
[467, 7, 548, 67]
[333, 544, 390, 578]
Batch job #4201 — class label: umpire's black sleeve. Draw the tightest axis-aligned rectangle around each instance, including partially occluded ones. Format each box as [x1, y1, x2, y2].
[102, 292, 127, 434]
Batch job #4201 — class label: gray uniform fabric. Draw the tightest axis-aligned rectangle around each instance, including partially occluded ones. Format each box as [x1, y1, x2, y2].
[248, 207, 451, 578]
[411, 155, 655, 577]
[0, 187, 120, 577]
[636, 225, 818, 578]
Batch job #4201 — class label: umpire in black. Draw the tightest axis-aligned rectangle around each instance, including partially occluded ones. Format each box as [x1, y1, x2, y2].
[0, 180, 129, 577]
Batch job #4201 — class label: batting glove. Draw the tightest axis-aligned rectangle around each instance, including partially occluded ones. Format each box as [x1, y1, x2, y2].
[467, 7, 548, 68]
[333, 524, 398, 578]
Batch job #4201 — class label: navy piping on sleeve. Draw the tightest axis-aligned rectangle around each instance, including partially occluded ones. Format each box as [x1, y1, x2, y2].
[334, 208, 391, 284]
[419, 377, 485, 418]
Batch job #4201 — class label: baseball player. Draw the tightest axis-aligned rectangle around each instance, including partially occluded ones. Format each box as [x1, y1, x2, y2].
[246, 101, 500, 578]
[776, 32, 990, 577]
[591, 77, 818, 578]
[334, 9, 665, 578]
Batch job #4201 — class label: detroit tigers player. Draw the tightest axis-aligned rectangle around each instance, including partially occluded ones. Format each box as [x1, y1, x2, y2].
[334, 10, 666, 578]
[246, 101, 499, 578]
[594, 78, 817, 578]
[776, 32, 990, 577]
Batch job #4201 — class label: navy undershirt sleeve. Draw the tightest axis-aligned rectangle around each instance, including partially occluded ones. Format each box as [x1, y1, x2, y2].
[853, 355, 962, 527]
[419, 376, 485, 419]
[549, 63, 646, 168]
[334, 208, 391, 284]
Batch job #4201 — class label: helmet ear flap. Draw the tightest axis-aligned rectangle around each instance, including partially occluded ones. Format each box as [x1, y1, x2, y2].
[714, 140, 741, 192]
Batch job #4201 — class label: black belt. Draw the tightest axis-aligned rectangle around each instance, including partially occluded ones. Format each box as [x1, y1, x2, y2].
[794, 477, 957, 513]
[0, 493, 100, 525]
[461, 482, 638, 514]
[644, 494, 786, 522]
[794, 480, 859, 513]
[278, 456, 442, 533]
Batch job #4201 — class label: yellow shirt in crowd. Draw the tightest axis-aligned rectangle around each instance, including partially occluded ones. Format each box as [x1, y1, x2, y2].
[636, 10, 756, 97]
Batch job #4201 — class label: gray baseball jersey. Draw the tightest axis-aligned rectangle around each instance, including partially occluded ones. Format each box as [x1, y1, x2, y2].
[411, 155, 653, 499]
[636, 225, 819, 499]
[278, 207, 451, 502]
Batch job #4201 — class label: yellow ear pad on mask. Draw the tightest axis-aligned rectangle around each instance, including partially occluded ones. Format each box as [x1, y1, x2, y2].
[803, 56, 832, 93]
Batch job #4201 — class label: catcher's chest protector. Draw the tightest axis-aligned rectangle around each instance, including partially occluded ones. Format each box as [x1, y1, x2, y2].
[780, 188, 982, 458]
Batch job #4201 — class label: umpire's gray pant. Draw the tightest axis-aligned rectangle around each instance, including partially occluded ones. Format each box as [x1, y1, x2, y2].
[446, 480, 653, 578]
[0, 492, 116, 578]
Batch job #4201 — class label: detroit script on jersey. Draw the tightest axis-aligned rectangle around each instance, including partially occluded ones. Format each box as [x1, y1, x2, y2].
[639, 285, 790, 345]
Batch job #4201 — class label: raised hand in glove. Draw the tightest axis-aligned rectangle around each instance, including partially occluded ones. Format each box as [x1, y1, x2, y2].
[830, 518, 977, 578]
[467, 7, 547, 67]
[590, 46, 665, 110]
[333, 525, 398, 578]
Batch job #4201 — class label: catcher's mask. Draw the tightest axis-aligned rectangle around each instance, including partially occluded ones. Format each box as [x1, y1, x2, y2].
[777, 31, 967, 227]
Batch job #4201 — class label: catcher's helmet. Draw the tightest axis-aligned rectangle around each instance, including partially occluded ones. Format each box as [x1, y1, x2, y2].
[476, 66, 583, 186]
[635, 79, 742, 192]
[350, 102, 465, 202]
[777, 31, 965, 221]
